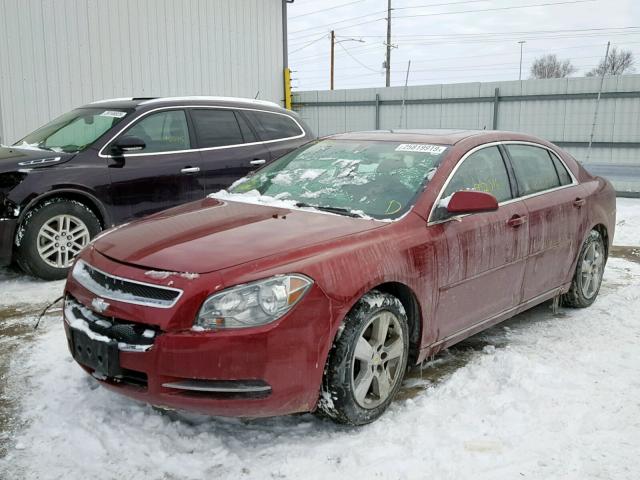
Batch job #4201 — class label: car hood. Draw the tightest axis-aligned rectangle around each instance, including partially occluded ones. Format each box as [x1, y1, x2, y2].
[0, 145, 75, 171]
[93, 198, 385, 274]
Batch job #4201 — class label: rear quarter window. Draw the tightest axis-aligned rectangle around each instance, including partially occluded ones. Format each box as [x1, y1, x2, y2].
[246, 111, 304, 141]
[507, 145, 561, 196]
[550, 152, 573, 185]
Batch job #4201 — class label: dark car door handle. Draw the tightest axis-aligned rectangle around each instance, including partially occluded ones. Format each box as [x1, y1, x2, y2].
[507, 215, 527, 228]
[250, 159, 267, 166]
[573, 198, 586, 208]
[180, 166, 200, 174]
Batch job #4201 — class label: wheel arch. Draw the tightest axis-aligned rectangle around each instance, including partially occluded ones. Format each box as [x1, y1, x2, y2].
[592, 223, 609, 259]
[17, 189, 110, 231]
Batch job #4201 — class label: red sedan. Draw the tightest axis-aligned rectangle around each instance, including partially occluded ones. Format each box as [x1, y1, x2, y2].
[63, 130, 615, 425]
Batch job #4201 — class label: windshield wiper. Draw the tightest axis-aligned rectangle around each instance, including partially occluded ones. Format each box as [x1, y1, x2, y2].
[295, 202, 364, 218]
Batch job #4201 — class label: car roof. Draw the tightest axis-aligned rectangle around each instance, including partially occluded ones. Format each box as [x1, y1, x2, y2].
[326, 129, 538, 145]
[82, 96, 284, 112]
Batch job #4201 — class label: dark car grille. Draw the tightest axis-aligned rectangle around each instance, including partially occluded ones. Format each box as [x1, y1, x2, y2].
[73, 260, 182, 308]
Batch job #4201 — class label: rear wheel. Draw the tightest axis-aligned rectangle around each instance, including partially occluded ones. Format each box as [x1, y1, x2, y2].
[562, 229, 606, 308]
[16, 199, 101, 280]
[317, 291, 409, 425]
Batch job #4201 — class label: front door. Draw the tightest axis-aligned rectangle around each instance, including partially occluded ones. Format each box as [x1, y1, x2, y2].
[107, 109, 203, 222]
[504, 144, 587, 301]
[431, 145, 529, 340]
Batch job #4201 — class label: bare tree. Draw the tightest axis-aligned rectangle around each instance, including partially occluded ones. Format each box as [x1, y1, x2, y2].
[530, 54, 576, 79]
[587, 47, 635, 76]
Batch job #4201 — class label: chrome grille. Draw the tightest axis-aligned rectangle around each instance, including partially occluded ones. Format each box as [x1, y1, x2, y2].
[72, 260, 183, 308]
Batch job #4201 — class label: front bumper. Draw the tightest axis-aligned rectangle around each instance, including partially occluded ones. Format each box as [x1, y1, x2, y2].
[63, 251, 336, 418]
[0, 218, 17, 266]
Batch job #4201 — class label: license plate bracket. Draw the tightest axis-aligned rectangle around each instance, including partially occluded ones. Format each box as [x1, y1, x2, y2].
[70, 328, 122, 378]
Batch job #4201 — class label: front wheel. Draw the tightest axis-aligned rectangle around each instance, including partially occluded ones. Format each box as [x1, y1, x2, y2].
[562, 229, 606, 308]
[317, 291, 410, 425]
[16, 198, 102, 280]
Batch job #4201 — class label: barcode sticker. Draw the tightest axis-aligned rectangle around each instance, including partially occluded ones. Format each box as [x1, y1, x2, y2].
[100, 110, 127, 118]
[395, 144, 447, 154]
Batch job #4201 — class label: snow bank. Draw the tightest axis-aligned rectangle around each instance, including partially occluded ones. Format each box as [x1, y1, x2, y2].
[2, 257, 640, 479]
[615, 197, 640, 246]
[0, 268, 64, 308]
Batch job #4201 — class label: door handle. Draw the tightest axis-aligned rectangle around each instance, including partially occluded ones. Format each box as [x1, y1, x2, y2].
[507, 215, 527, 228]
[250, 159, 267, 166]
[573, 197, 586, 208]
[180, 166, 200, 174]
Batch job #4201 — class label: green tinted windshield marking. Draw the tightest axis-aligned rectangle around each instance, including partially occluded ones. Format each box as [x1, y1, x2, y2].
[231, 139, 449, 220]
[17, 108, 131, 153]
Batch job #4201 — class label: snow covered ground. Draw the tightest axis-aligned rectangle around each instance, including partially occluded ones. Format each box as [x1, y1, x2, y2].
[0, 198, 639, 480]
[615, 197, 640, 246]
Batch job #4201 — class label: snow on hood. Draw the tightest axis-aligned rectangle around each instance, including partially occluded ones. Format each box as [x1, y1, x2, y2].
[93, 196, 385, 274]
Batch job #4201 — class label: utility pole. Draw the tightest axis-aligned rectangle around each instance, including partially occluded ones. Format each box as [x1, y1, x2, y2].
[518, 40, 526, 80]
[587, 41, 611, 162]
[385, 0, 392, 87]
[330, 30, 335, 90]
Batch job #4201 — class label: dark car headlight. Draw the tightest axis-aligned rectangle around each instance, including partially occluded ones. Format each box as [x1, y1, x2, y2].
[195, 274, 313, 330]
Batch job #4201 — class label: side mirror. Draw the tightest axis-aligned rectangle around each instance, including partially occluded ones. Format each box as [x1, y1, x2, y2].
[446, 190, 498, 215]
[111, 136, 146, 154]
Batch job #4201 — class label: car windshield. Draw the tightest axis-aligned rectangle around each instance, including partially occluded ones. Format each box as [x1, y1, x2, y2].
[15, 108, 131, 153]
[230, 139, 449, 220]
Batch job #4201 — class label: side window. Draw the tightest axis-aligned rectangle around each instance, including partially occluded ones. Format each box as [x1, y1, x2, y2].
[124, 110, 190, 153]
[235, 111, 258, 143]
[550, 151, 573, 186]
[507, 145, 561, 195]
[246, 111, 303, 141]
[441, 146, 513, 203]
[191, 109, 244, 148]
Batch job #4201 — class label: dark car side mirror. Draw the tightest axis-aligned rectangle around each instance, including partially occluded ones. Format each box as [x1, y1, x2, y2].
[446, 190, 499, 215]
[111, 136, 146, 154]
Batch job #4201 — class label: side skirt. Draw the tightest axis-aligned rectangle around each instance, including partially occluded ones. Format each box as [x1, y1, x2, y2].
[417, 283, 570, 362]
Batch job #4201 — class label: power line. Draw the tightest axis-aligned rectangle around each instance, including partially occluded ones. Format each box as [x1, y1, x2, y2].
[338, 42, 382, 73]
[289, 33, 329, 54]
[393, 0, 597, 20]
[289, 0, 367, 20]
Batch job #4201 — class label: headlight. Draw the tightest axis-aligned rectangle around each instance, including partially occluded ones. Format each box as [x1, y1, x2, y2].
[195, 274, 313, 330]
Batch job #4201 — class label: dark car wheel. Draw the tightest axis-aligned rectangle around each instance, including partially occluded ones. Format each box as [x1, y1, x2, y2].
[16, 198, 102, 280]
[562, 229, 606, 308]
[317, 290, 410, 425]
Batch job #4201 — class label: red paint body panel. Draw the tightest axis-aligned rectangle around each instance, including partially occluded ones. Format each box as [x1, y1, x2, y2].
[63, 130, 616, 417]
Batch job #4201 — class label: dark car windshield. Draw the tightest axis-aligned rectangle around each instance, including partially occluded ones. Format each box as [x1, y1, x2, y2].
[230, 139, 449, 220]
[15, 108, 131, 153]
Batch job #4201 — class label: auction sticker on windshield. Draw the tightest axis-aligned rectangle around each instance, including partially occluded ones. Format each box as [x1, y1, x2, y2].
[395, 144, 447, 154]
[100, 110, 127, 118]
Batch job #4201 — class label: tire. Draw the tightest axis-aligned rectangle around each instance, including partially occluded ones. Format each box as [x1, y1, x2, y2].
[15, 198, 102, 280]
[317, 290, 410, 425]
[562, 229, 606, 308]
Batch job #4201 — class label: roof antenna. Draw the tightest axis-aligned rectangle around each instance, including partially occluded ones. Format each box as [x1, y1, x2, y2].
[254, 90, 260, 99]
[398, 60, 411, 129]
[586, 41, 610, 163]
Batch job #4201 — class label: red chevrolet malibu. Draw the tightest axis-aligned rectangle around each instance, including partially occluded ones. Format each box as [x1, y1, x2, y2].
[63, 130, 615, 425]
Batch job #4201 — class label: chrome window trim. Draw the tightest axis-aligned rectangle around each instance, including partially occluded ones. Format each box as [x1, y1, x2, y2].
[427, 140, 579, 226]
[73, 260, 184, 309]
[97, 105, 306, 159]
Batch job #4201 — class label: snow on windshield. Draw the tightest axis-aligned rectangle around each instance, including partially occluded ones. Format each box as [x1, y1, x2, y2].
[222, 140, 449, 220]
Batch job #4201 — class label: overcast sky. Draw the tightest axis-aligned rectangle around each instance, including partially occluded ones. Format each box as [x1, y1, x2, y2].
[286, 0, 640, 91]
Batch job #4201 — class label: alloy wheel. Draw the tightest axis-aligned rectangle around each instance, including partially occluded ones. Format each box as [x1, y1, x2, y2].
[351, 310, 405, 409]
[36, 214, 91, 268]
[580, 240, 604, 299]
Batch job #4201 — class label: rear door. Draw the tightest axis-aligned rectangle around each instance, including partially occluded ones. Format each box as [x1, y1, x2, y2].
[189, 108, 271, 194]
[106, 109, 203, 221]
[504, 143, 586, 302]
[431, 145, 529, 340]
[243, 109, 307, 160]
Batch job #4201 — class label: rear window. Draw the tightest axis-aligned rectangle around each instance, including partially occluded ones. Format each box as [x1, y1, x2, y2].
[507, 145, 561, 196]
[550, 152, 573, 186]
[246, 111, 303, 141]
[191, 109, 245, 148]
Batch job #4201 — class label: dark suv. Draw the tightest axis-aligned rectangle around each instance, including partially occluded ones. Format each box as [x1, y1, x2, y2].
[0, 96, 313, 279]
